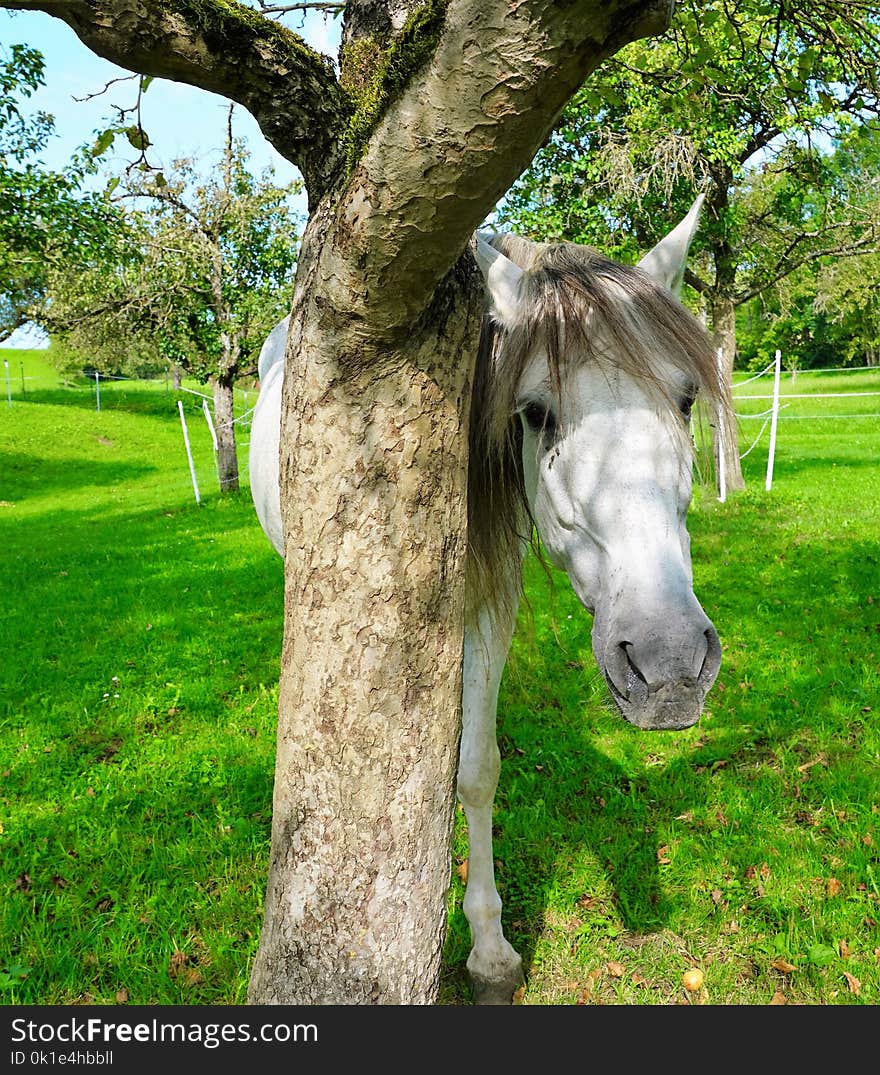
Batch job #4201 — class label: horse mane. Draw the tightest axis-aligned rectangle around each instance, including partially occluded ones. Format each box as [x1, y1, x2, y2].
[466, 231, 731, 627]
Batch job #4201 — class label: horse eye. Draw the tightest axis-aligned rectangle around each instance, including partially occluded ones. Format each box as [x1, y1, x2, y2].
[679, 384, 698, 419]
[521, 401, 557, 439]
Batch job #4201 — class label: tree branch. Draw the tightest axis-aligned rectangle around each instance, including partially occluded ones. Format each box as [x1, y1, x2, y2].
[0, 0, 351, 203]
[735, 229, 879, 305]
[684, 267, 708, 294]
[322, 0, 676, 334]
[257, 1, 345, 12]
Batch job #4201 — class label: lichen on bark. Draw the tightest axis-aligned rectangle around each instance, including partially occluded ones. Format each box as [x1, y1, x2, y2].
[341, 0, 449, 172]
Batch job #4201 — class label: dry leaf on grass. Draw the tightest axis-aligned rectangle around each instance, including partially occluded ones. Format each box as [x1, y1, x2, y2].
[843, 971, 861, 996]
[456, 859, 468, 884]
[827, 877, 842, 897]
[771, 957, 796, 974]
[577, 967, 604, 1003]
[768, 991, 787, 1005]
[606, 961, 626, 978]
[168, 950, 202, 986]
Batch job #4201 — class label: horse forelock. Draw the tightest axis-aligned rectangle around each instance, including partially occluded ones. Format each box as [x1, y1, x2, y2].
[466, 232, 731, 627]
[490, 233, 722, 413]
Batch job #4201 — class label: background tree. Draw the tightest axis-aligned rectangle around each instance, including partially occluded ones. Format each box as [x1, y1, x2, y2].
[733, 120, 880, 370]
[1, 0, 684, 1004]
[813, 252, 880, 367]
[498, 0, 880, 491]
[43, 108, 301, 493]
[811, 123, 880, 367]
[0, 41, 116, 340]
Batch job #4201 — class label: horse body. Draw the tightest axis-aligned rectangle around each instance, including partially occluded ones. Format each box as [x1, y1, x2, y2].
[248, 197, 726, 1004]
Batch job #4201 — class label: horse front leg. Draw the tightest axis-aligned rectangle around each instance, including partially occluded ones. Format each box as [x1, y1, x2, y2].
[457, 600, 523, 1005]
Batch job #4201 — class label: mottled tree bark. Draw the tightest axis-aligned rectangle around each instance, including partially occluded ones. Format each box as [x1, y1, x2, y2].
[211, 375, 239, 494]
[247, 200, 483, 1002]
[6, 0, 675, 1003]
[698, 173, 745, 494]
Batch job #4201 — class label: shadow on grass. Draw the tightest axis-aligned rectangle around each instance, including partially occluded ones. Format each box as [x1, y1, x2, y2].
[4, 460, 878, 1004]
[14, 384, 210, 421]
[440, 500, 879, 1002]
[0, 491, 284, 715]
[0, 450, 157, 501]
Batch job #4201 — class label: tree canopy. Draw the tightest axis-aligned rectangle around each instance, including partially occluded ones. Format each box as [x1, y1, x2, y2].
[43, 108, 302, 491]
[0, 41, 119, 341]
[45, 114, 301, 382]
[497, 0, 880, 488]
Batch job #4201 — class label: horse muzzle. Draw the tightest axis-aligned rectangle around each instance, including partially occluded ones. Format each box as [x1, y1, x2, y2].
[594, 616, 722, 732]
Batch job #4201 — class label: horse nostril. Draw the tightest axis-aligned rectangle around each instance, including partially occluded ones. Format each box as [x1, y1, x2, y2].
[698, 626, 722, 685]
[620, 642, 648, 705]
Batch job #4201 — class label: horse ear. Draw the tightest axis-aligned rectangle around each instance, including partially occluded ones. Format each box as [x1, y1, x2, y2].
[636, 193, 705, 297]
[474, 232, 524, 328]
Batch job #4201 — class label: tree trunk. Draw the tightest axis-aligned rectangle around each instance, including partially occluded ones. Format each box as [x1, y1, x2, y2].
[710, 292, 745, 493]
[247, 210, 483, 1005]
[171, 363, 183, 391]
[212, 376, 239, 494]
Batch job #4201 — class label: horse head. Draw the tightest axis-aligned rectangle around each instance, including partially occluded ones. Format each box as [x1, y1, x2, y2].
[475, 197, 723, 731]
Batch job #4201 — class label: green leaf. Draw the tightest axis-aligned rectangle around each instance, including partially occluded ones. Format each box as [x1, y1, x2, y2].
[91, 129, 116, 157]
[771, 933, 788, 955]
[124, 125, 150, 151]
[140, 75, 154, 93]
[806, 944, 837, 966]
[0, 964, 30, 987]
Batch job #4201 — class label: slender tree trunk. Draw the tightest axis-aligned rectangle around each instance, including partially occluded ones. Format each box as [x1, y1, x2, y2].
[247, 211, 483, 1005]
[171, 363, 183, 390]
[212, 375, 239, 494]
[709, 293, 744, 492]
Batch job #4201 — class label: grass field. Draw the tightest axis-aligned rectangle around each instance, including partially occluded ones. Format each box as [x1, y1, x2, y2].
[1, 349, 878, 1006]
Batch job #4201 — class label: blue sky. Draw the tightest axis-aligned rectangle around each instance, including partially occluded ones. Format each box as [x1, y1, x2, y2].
[1, 7, 343, 346]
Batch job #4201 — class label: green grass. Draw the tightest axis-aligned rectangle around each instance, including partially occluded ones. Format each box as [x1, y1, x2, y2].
[440, 363, 880, 1006]
[1, 349, 280, 1004]
[1, 350, 878, 1006]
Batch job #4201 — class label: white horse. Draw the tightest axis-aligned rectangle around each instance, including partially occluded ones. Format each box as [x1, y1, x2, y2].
[249, 196, 728, 1004]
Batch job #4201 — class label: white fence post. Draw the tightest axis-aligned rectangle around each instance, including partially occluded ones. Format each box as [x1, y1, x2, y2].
[178, 400, 201, 505]
[95, 371, 101, 413]
[202, 398, 218, 454]
[716, 347, 726, 503]
[765, 349, 782, 491]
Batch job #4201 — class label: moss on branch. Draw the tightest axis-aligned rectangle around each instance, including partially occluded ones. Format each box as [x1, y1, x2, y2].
[341, 0, 449, 172]
[169, 0, 337, 78]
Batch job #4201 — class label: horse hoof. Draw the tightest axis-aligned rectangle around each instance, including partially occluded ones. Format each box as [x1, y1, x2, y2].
[470, 965, 525, 1005]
